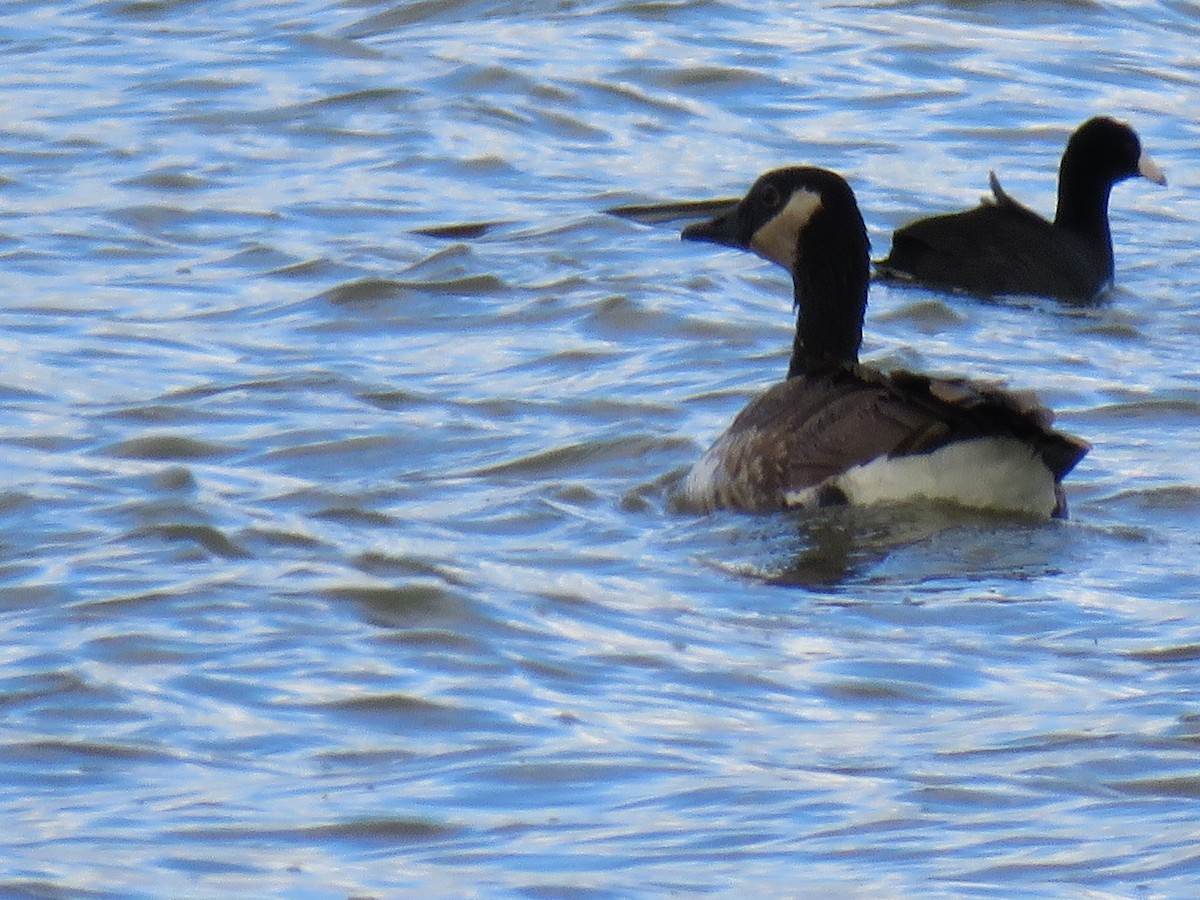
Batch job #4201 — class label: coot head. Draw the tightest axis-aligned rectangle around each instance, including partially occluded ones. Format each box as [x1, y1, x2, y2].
[1064, 116, 1166, 189]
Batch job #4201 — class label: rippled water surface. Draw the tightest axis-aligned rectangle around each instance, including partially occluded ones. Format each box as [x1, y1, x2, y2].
[4, 1, 1200, 897]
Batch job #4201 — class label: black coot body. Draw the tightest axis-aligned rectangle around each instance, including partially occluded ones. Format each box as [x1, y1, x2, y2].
[877, 117, 1165, 303]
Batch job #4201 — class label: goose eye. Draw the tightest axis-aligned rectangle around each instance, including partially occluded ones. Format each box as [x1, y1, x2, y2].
[760, 184, 782, 209]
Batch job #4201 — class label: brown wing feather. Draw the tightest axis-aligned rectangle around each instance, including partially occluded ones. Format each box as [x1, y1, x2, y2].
[686, 366, 1089, 512]
[774, 379, 951, 487]
[880, 368, 1090, 479]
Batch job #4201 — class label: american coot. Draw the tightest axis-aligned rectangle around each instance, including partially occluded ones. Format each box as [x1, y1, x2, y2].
[876, 117, 1165, 303]
[679, 167, 1090, 518]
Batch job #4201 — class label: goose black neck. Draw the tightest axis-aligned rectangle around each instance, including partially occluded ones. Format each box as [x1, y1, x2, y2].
[785, 206, 870, 379]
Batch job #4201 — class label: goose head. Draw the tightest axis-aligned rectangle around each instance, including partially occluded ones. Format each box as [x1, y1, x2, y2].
[682, 166, 871, 376]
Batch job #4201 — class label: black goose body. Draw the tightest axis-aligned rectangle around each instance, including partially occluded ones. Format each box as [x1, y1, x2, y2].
[680, 167, 1090, 517]
[877, 117, 1165, 303]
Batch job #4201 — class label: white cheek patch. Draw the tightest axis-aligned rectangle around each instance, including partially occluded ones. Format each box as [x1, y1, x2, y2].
[749, 188, 822, 270]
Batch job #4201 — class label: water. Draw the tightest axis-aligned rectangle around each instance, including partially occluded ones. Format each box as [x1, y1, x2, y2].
[3, 1, 1200, 896]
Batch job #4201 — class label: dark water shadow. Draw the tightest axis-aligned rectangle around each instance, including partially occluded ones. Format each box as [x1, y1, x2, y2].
[412, 220, 516, 239]
[870, 265, 1123, 312]
[687, 501, 1074, 592]
[767, 503, 1000, 588]
[413, 196, 738, 241]
[604, 197, 739, 226]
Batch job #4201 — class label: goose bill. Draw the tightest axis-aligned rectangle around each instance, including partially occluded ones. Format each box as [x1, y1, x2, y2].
[681, 210, 740, 248]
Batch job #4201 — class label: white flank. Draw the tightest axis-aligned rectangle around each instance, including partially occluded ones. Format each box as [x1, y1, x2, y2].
[749, 188, 822, 270]
[681, 443, 724, 505]
[680, 431, 754, 512]
[786, 437, 1059, 517]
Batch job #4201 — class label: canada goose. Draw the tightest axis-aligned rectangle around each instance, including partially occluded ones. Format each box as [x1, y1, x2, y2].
[679, 166, 1089, 517]
[877, 117, 1165, 303]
